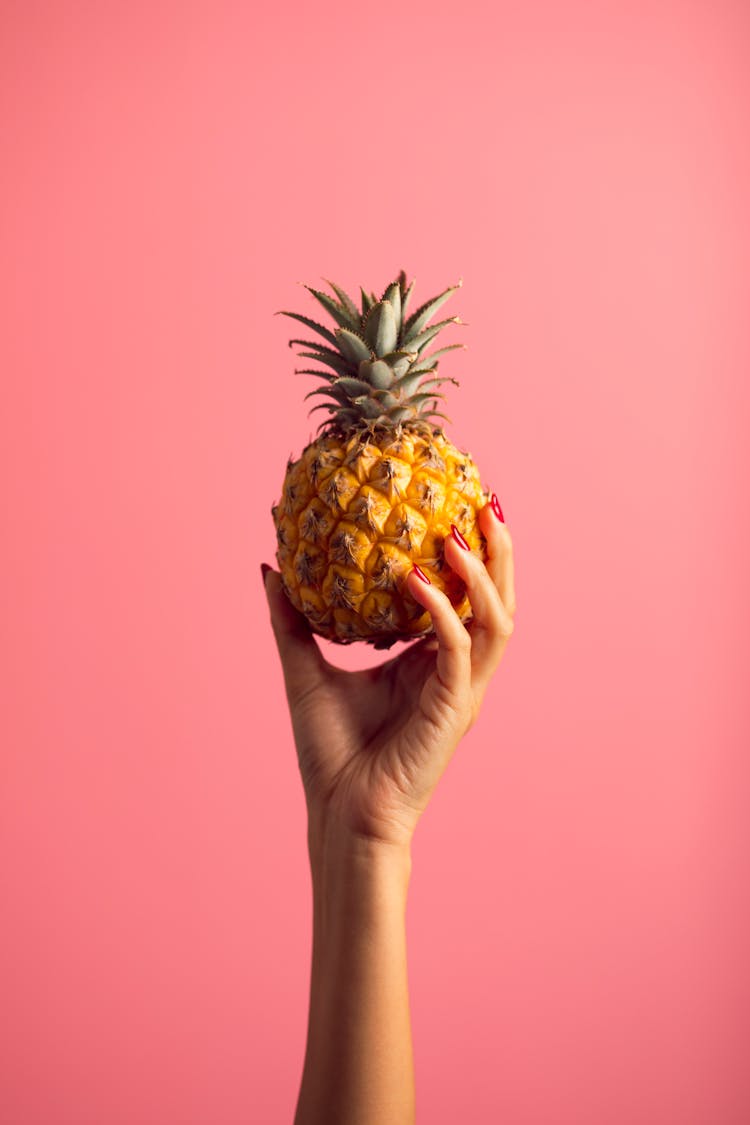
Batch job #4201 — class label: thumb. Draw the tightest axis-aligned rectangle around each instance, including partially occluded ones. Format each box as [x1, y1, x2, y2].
[262, 564, 326, 696]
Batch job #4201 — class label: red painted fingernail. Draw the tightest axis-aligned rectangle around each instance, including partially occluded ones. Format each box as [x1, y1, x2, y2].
[261, 563, 272, 583]
[451, 524, 470, 551]
[491, 493, 505, 522]
[412, 565, 431, 585]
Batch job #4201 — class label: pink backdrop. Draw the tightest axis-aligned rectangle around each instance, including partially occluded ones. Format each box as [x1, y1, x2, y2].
[2, 1, 749, 1122]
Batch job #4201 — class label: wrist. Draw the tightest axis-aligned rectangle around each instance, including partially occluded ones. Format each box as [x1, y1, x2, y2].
[308, 828, 411, 956]
[307, 807, 413, 875]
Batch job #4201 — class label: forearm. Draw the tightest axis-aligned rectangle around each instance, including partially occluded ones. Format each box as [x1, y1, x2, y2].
[294, 819, 415, 1125]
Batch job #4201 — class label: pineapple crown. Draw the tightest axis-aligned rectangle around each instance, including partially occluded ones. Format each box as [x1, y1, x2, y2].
[276, 270, 465, 433]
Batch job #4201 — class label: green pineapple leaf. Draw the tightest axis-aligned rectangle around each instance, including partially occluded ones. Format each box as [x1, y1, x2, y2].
[296, 350, 352, 376]
[381, 281, 402, 330]
[382, 350, 417, 379]
[294, 368, 337, 382]
[387, 406, 414, 425]
[360, 287, 374, 316]
[333, 377, 375, 398]
[335, 328, 372, 365]
[303, 285, 359, 330]
[390, 371, 424, 397]
[276, 311, 339, 347]
[358, 359, 394, 389]
[416, 376, 458, 394]
[399, 275, 415, 322]
[371, 390, 398, 411]
[407, 391, 448, 409]
[287, 337, 327, 350]
[332, 408, 361, 428]
[403, 317, 461, 355]
[352, 395, 386, 419]
[305, 384, 352, 405]
[418, 406, 452, 424]
[407, 343, 466, 374]
[363, 301, 398, 356]
[402, 281, 461, 341]
[323, 279, 361, 325]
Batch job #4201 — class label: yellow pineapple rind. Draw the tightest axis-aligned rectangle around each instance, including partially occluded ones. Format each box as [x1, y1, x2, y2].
[273, 425, 488, 646]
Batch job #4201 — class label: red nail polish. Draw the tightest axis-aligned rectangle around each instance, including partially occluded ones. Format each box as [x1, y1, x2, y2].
[491, 493, 505, 522]
[412, 565, 431, 585]
[451, 524, 470, 551]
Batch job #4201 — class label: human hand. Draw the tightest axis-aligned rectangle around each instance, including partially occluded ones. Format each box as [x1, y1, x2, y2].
[263, 497, 516, 851]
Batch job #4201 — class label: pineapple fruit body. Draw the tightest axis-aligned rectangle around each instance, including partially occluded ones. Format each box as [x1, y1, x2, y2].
[274, 425, 487, 645]
[272, 271, 488, 646]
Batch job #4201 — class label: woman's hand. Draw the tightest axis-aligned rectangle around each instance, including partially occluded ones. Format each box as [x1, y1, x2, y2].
[264, 498, 516, 851]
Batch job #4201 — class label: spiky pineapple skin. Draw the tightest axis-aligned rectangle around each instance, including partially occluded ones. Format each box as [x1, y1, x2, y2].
[273, 424, 488, 645]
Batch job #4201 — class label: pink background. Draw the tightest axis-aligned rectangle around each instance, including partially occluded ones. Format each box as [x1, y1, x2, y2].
[2, 1, 749, 1122]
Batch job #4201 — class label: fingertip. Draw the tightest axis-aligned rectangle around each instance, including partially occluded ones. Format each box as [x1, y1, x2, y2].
[443, 529, 485, 587]
[443, 529, 467, 568]
[490, 492, 504, 523]
[262, 565, 284, 607]
[406, 565, 433, 606]
[478, 501, 513, 552]
[264, 567, 307, 634]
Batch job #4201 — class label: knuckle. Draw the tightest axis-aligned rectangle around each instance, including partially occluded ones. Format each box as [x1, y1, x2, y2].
[451, 695, 475, 733]
[455, 628, 472, 654]
[468, 553, 494, 590]
[490, 608, 514, 639]
[447, 626, 471, 658]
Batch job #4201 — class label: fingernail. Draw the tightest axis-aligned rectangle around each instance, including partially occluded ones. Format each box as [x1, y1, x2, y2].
[451, 524, 470, 551]
[490, 493, 505, 522]
[261, 563, 272, 584]
[412, 565, 431, 585]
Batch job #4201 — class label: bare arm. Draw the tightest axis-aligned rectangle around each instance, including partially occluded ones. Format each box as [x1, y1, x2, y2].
[264, 499, 516, 1125]
[296, 827, 413, 1125]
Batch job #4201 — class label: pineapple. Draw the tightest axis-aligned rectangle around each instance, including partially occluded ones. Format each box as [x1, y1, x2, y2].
[272, 271, 488, 646]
